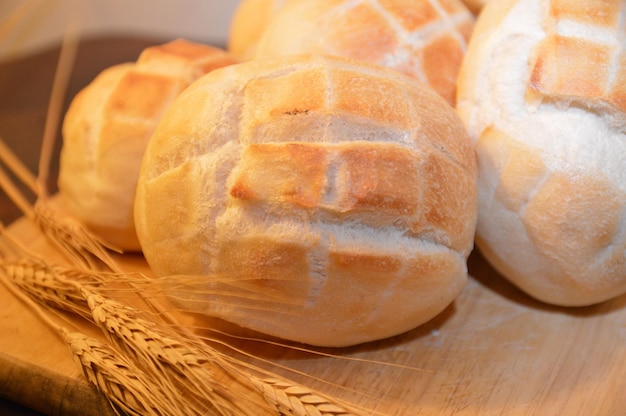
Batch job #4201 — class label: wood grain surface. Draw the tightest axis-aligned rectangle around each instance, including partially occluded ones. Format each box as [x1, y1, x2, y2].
[1, 37, 626, 416]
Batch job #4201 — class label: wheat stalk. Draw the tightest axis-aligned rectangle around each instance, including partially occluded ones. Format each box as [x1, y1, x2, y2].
[0, 264, 186, 416]
[0, 251, 372, 416]
[83, 289, 270, 415]
[84, 274, 379, 416]
[36, 0, 80, 200]
[1, 221, 373, 416]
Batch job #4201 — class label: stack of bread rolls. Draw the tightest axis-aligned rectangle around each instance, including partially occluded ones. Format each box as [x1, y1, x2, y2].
[456, 0, 626, 306]
[58, 39, 237, 251]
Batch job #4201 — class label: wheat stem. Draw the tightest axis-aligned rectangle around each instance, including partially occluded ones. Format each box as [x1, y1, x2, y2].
[37, 7, 80, 200]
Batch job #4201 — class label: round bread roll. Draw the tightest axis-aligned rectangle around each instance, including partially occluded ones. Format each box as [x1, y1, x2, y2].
[134, 54, 478, 347]
[253, 0, 475, 105]
[456, 0, 626, 306]
[58, 39, 237, 251]
[227, 0, 293, 60]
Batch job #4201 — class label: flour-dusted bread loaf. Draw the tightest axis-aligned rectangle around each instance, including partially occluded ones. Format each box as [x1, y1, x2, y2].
[253, 0, 475, 105]
[227, 0, 294, 60]
[58, 39, 237, 251]
[456, 0, 626, 306]
[134, 54, 478, 347]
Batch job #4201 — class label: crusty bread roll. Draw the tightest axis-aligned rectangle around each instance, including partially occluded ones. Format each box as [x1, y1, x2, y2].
[58, 39, 237, 251]
[227, 0, 293, 60]
[253, 0, 475, 105]
[134, 54, 478, 347]
[456, 0, 626, 306]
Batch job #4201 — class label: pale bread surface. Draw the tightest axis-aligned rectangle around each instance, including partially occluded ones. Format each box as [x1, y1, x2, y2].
[456, 0, 626, 306]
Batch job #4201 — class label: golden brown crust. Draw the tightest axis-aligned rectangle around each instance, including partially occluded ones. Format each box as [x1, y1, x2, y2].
[528, 0, 626, 114]
[58, 39, 237, 251]
[254, 0, 475, 105]
[135, 54, 477, 346]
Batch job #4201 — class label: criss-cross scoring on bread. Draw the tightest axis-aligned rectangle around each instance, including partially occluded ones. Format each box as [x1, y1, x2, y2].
[134, 54, 477, 347]
[245, 0, 475, 105]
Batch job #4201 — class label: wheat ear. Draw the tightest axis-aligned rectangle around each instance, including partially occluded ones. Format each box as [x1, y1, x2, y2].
[0, 256, 106, 320]
[61, 329, 187, 416]
[32, 200, 122, 271]
[251, 376, 364, 416]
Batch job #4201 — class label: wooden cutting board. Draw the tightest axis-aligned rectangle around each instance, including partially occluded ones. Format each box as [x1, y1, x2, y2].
[1, 214, 626, 416]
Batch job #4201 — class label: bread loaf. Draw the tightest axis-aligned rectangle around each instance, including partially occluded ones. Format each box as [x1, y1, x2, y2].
[253, 0, 475, 105]
[134, 54, 478, 347]
[456, 0, 626, 306]
[58, 39, 237, 251]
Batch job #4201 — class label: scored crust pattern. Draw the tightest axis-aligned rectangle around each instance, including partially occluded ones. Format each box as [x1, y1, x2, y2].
[135, 55, 477, 346]
[255, 0, 475, 104]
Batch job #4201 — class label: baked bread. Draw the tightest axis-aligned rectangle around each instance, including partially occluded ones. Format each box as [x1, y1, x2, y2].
[253, 0, 475, 105]
[227, 0, 293, 60]
[134, 54, 478, 347]
[58, 39, 237, 251]
[456, 0, 626, 306]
